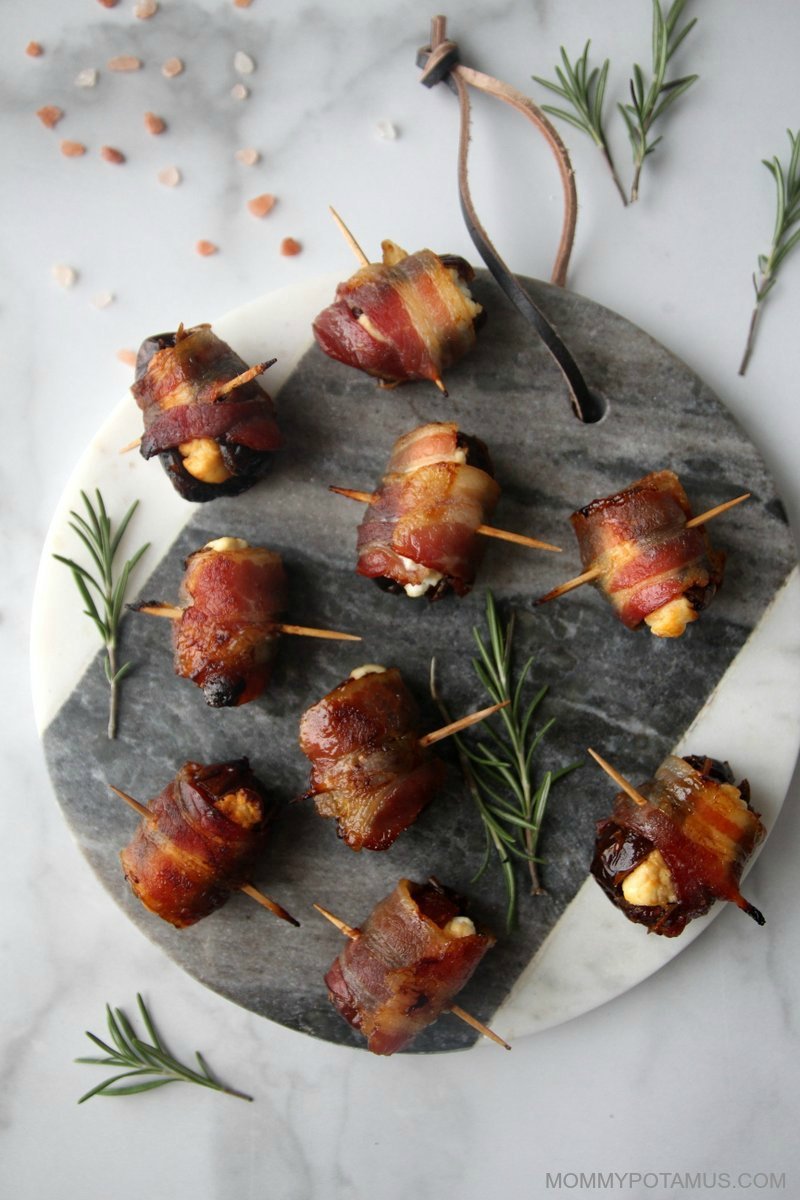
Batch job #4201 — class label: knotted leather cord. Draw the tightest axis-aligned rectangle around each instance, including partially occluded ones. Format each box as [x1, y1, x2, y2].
[417, 16, 601, 423]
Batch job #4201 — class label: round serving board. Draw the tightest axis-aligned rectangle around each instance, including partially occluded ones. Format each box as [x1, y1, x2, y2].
[32, 273, 800, 1054]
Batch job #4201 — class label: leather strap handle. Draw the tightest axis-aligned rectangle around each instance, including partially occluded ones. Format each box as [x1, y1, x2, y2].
[417, 16, 601, 423]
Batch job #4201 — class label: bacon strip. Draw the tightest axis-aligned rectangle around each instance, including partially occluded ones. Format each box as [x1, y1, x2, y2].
[299, 668, 446, 850]
[140, 399, 280, 459]
[312, 241, 482, 388]
[172, 540, 287, 706]
[355, 422, 500, 598]
[120, 760, 272, 928]
[570, 471, 725, 635]
[132, 324, 281, 501]
[591, 754, 765, 936]
[324, 879, 495, 1054]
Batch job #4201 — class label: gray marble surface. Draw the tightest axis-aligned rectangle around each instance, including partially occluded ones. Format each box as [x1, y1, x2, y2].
[42, 275, 795, 1052]
[6, 1, 800, 1197]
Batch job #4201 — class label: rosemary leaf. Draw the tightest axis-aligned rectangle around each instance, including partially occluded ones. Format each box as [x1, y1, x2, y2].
[53, 490, 149, 738]
[473, 833, 493, 884]
[739, 129, 800, 375]
[77, 1071, 166, 1105]
[195, 1051, 218, 1082]
[110, 496, 141, 558]
[107, 1005, 137, 1058]
[82, 1031, 119, 1058]
[137, 992, 166, 1050]
[67, 519, 107, 579]
[431, 591, 579, 931]
[76, 994, 252, 1104]
[89, 1079, 177, 1099]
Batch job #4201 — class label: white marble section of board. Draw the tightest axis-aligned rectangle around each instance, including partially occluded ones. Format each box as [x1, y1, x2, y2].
[489, 566, 800, 1044]
[30, 277, 336, 734]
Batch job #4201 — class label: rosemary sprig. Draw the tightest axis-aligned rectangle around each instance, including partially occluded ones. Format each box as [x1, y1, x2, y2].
[431, 591, 578, 932]
[76, 993, 252, 1103]
[53, 489, 148, 739]
[533, 41, 628, 206]
[618, 0, 698, 202]
[739, 129, 800, 376]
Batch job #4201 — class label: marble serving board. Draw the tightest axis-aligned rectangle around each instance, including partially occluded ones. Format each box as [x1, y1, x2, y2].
[34, 273, 800, 1054]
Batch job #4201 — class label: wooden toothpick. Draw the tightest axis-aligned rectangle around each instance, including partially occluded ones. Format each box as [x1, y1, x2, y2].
[685, 492, 750, 528]
[478, 526, 561, 553]
[419, 699, 509, 747]
[109, 783, 150, 818]
[312, 903, 360, 940]
[134, 603, 361, 642]
[239, 883, 300, 927]
[448, 1005, 510, 1049]
[329, 206, 370, 266]
[135, 602, 183, 620]
[109, 784, 300, 926]
[329, 486, 562, 554]
[313, 902, 510, 1050]
[329, 487, 379, 503]
[536, 492, 752, 605]
[213, 358, 276, 399]
[278, 624, 361, 642]
[535, 565, 601, 605]
[586, 748, 648, 807]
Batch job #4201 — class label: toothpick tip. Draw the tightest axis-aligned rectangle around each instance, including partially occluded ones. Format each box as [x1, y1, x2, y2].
[419, 699, 509, 747]
[312, 903, 360, 940]
[278, 624, 361, 642]
[686, 492, 751, 529]
[240, 883, 300, 926]
[328, 206, 369, 266]
[108, 783, 150, 818]
[449, 1004, 511, 1050]
[587, 747, 648, 808]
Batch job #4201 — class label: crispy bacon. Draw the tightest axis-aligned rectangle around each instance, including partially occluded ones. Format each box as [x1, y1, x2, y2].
[591, 754, 765, 936]
[312, 241, 483, 390]
[355, 422, 500, 598]
[570, 470, 725, 636]
[299, 667, 446, 850]
[132, 324, 281, 502]
[324, 878, 495, 1054]
[164, 539, 287, 707]
[120, 759, 272, 928]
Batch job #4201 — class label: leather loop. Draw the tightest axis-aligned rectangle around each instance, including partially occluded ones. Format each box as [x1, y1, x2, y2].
[418, 37, 460, 87]
[417, 16, 599, 423]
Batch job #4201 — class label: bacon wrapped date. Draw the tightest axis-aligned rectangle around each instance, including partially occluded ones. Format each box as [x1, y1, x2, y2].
[138, 537, 287, 707]
[312, 240, 483, 392]
[132, 324, 281, 501]
[120, 759, 273, 928]
[570, 470, 725, 637]
[355, 422, 500, 599]
[324, 878, 495, 1054]
[591, 754, 765, 936]
[299, 666, 446, 851]
[177, 537, 286, 707]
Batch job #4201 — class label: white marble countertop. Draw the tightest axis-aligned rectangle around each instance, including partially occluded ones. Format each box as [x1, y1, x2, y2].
[4, 1, 799, 1197]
